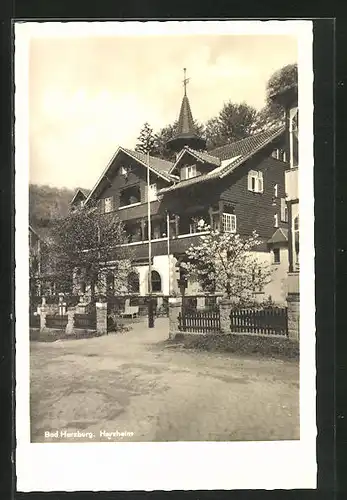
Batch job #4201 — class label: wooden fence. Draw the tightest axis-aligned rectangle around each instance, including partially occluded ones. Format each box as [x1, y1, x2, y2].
[230, 307, 288, 336]
[74, 313, 96, 330]
[45, 314, 68, 329]
[178, 310, 221, 334]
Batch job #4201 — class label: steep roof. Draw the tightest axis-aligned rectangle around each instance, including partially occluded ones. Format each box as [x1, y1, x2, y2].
[158, 125, 285, 194]
[168, 146, 221, 175]
[85, 146, 175, 205]
[209, 125, 285, 160]
[70, 188, 91, 205]
[121, 148, 175, 179]
[166, 94, 206, 152]
[267, 227, 288, 245]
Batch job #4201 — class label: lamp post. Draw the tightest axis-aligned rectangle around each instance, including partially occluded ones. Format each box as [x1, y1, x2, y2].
[147, 150, 154, 328]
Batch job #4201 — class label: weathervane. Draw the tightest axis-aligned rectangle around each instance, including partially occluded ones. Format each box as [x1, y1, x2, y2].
[183, 67, 190, 96]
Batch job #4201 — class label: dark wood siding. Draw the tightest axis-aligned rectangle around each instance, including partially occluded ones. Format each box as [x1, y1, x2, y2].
[96, 153, 169, 212]
[219, 150, 288, 240]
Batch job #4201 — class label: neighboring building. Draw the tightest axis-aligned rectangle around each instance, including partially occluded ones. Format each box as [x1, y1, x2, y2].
[70, 188, 90, 211]
[79, 81, 292, 303]
[271, 85, 299, 296]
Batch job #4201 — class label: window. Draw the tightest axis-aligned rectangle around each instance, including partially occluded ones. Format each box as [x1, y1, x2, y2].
[120, 185, 141, 207]
[104, 196, 113, 213]
[273, 248, 280, 264]
[222, 213, 237, 233]
[294, 215, 299, 261]
[280, 198, 288, 222]
[248, 170, 264, 193]
[274, 213, 279, 228]
[186, 165, 197, 179]
[151, 270, 162, 292]
[274, 184, 278, 198]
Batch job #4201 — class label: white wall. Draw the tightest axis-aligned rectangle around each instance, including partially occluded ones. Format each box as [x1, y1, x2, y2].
[252, 248, 289, 305]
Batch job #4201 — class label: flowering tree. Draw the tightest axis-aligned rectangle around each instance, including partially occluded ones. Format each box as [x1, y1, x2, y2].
[49, 204, 134, 299]
[181, 221, 273, 303]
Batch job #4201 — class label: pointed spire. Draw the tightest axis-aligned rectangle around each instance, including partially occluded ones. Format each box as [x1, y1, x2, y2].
[166, 68, 206, 153]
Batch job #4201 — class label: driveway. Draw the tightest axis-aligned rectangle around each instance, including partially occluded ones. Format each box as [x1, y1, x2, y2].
[30, 318, 299, 442]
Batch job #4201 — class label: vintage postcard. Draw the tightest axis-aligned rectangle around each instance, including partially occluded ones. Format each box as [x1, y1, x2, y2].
[15, 20, 315, 491]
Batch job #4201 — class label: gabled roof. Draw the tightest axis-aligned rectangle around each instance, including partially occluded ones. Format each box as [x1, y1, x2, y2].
[158, 125, 285, 194]
[121, 148, 175, 179]
[168, 146, 221, 175]
[209, 125, 285, 161]
[267, 227, 288, 245]
[85, 146, 175, 205]
[70, 188, 90, 205]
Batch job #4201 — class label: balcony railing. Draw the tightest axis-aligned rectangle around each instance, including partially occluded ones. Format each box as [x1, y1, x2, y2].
[117, 232, 208, 259]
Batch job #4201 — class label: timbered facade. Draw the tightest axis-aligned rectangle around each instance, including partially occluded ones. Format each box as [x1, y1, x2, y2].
[74, 83, 296, 303]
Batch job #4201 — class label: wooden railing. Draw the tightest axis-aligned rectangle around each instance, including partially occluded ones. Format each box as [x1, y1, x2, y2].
[230, 307, 288, 336]
[178, 310, 221, 334]
[46, 314, 68, 329]
[74, 313, 96, 330]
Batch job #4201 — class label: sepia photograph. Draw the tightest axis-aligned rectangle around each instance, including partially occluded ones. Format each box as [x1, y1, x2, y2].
[16, 20, 315, 491]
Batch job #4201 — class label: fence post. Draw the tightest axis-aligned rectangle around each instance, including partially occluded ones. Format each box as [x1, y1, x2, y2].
[219, 298, 233, 334]
[168, 296, 182, 340]
[287, 293, 300, 341]
[96, 302, 108, 336]
[196, 296, 205, 310]
[39, 306, 47, 331]
[65, 308, 76, 336]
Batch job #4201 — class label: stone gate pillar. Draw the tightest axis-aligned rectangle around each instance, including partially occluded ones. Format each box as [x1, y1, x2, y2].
[219, 298, 233, 334]
[96, 302, 108, 336]
[168, 296, 182, 340]
[287, 293, 300, 341]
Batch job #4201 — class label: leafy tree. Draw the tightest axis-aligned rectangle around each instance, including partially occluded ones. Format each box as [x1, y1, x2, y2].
[255, 63, 298, 132]
[49, 206, 134, 299]
[266, 63, 298, 103]
[135, 122, 156, 155]
[206, 102, 258, 150]
[181, 221, 272, 302]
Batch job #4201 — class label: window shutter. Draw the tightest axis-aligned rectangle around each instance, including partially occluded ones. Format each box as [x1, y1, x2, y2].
[257, 171, 264, 193]
[231, 214, 237, 232]
[99, 198, 105, 213]
[181, 166, 186, 180]
[280, 198, 287, 222]
[247, 172, 253, 191]
[144, 185, 148, 202]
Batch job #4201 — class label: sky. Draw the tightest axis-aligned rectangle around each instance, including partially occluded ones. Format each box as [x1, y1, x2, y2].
[28, 33, 297, 190]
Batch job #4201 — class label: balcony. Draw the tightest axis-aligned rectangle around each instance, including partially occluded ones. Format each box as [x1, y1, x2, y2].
[285, 167, 299, 202]
[118, 232, 209, 260]
[111, 200, 163, 221]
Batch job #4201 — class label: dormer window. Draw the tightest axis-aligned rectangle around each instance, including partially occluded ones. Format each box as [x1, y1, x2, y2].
[186, 165, 197, 179]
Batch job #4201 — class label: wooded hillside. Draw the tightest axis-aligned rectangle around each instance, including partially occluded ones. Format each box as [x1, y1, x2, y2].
[29, 184, 87, 228]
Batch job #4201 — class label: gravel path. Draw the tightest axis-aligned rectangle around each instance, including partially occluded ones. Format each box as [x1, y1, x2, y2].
[30, 318, 299, 442]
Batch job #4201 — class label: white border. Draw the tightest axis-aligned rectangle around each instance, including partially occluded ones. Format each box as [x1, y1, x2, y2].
[15, 20, 315, 491]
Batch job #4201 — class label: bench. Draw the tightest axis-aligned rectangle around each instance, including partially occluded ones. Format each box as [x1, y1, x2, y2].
[120, 305, 139, 319]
